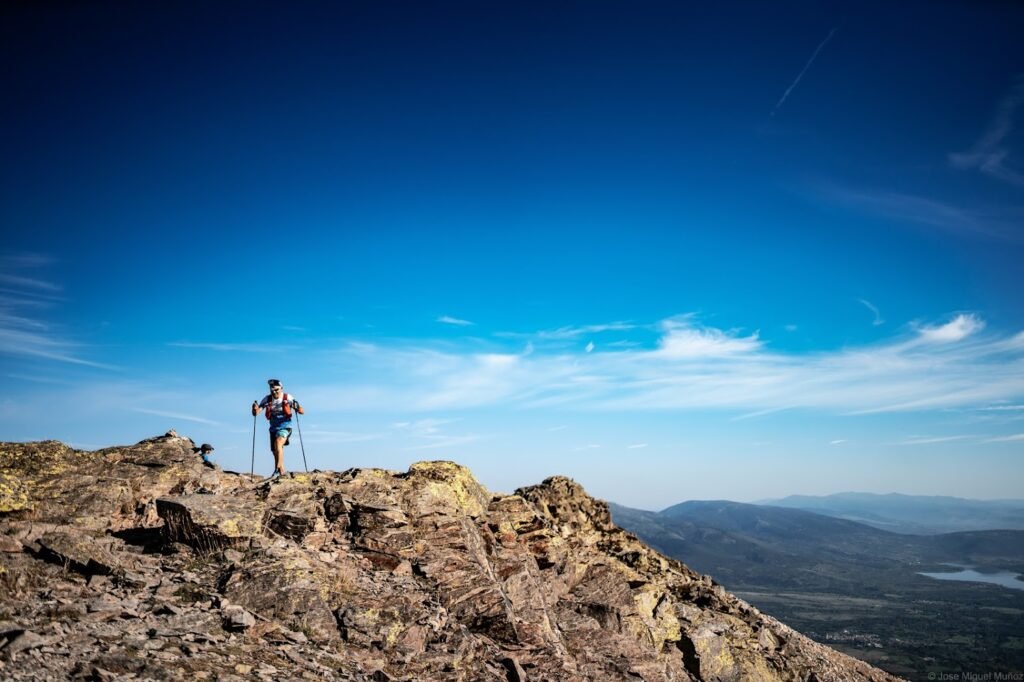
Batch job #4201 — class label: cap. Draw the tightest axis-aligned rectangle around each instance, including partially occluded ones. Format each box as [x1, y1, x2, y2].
[200, 443, 214, 452]
[268, 378, 282, 387]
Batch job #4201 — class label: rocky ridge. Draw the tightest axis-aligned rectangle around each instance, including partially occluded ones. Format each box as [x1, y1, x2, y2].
[0, 433, 901, 681]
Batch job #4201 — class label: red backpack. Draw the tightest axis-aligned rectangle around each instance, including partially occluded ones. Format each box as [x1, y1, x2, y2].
[264, 393, 293, 420]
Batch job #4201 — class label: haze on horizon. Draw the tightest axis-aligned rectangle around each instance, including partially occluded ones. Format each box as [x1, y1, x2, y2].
[1, 1, 1023, 511]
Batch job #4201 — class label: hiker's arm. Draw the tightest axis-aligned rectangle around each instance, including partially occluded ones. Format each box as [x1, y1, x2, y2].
[292, 398, 305, 415]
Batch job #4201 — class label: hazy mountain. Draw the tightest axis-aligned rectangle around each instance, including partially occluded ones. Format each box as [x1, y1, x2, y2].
[611, 499, 1024, 679]
[760, 492, 1024, 534]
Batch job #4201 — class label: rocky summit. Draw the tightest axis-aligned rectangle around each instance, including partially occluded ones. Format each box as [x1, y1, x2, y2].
[0, 433, 900, 681]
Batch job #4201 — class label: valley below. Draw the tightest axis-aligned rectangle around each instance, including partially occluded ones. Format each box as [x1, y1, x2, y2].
[611, 499, 1024, 681]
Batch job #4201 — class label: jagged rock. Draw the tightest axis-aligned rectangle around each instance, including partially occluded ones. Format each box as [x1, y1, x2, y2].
[221, 605, 256, 630]
[0, 437, 901, 681]
[35, 531, 124, 576]
[1, 630, 50, 659]
[157, 494, 265, 551]
[220, 544, 342, 642]
[0, 535, 23, 553]
[500, 656, 527, 681]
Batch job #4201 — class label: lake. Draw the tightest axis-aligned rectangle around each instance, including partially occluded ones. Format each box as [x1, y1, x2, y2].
[917, 568, 1024, 591]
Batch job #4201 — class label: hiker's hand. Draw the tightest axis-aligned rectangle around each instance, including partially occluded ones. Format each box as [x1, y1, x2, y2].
[291, 400, 300, 409]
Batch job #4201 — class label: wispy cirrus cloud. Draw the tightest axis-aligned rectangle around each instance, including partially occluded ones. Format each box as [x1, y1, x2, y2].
[858, 299, 884, 326]
[130, 407, 223, 426]
[437, 315, 474, 326]
[309, 313, 1024, 418]
[984, 433, 1024, 443]
[496, 321, 635, 341]
[817, 184, 1019, 241]
[978, 404, 1024, 412]
[392, 418, 480, 451]
[0, 273, 62, 293]
[950, 75, 1024, 187]
[899, 435, 975, 446]
[0, 253, 110, 368]
[1, 254, 55, 269]
[168, 341, 295, 353]
[298, 429, 382, 445]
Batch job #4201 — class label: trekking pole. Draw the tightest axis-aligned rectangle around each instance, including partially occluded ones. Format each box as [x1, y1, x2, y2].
[250, 412, 257, 478]
[295, 410, 308, 473]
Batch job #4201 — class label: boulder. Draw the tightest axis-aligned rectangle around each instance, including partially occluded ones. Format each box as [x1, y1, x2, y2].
[156, 494, 265, 551]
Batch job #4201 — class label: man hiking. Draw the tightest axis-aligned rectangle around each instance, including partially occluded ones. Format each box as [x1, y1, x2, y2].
[252, 379, 304, 478]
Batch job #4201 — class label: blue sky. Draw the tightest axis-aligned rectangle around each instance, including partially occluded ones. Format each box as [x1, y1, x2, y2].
[2, 1, 1023, 509]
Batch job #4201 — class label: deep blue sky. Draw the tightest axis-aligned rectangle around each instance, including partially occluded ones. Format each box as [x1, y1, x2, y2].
[2, 1, 1023, 508]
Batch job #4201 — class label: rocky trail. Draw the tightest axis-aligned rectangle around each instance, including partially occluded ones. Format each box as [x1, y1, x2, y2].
[0, 433, 900, 681]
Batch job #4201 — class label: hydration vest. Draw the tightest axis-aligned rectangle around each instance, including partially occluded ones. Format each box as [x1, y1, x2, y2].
[265, 393, 293, 421]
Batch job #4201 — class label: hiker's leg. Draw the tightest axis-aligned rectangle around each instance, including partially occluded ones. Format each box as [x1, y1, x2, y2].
[273, 436, 287, 474]
[268, 432, 280, 473]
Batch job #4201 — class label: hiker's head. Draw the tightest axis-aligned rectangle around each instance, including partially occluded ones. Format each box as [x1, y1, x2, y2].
[268, 378, 282, 395]
[200, 443, 214, 453]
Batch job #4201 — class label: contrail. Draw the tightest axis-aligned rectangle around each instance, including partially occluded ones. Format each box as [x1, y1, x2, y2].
[772, 27, 837, 116]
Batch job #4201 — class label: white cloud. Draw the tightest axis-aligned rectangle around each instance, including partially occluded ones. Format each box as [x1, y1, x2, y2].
[308, 313, 1024, 419]
[829, 439, 847, 445]
[585, 341, 595, 353]
[497, 321, 635, 340]
[130, 407, 223, 427]
[437, 315, 474, 326]
[916, 314, 985, 343]
[392, 418, 455, 435]
[627, 443, 648, 449]
[168, 341, 294, 353]
[391, 418, 478, 451]
[984, 433, 1024, 443]
[655, 318, 761, 358]
[900, 435, 975, 446]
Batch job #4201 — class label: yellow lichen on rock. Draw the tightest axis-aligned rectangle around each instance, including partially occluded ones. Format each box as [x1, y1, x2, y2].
[385, 621, 403, 647]
[632, 588, 682, 651]
[405, 461, 489, 518]
[0, 472, 32, 513]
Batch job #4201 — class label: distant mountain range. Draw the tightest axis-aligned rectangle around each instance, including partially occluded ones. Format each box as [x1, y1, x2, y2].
[610, 496, 1024, 679]
[612, 499, 1024, 589]
[758, 492, 1024, 534]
